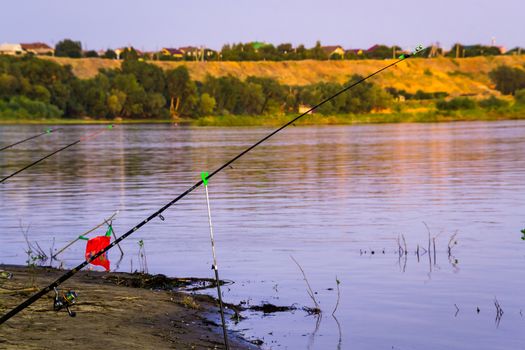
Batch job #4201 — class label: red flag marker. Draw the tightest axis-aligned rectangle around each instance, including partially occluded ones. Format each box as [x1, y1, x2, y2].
[85, 236, 111, 271]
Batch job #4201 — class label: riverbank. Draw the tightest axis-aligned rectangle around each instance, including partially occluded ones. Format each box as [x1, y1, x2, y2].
[0, 265, 259, 350]
[1, 108, 524, 126]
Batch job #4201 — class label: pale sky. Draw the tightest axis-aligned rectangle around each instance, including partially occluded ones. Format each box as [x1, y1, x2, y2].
[1, 0, 523, 51]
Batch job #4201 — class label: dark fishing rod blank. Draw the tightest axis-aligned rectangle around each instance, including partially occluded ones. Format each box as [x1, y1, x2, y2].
[0, 47, 422, 325]
[0, 128, 60, 152]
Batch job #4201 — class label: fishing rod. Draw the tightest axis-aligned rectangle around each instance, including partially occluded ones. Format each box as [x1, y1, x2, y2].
[0, 125, 113, 184]
[0, 46, 423, 324]
[0, 128, 61, 152]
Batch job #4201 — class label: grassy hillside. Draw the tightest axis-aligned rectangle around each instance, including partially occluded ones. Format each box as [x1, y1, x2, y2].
[43, 56, 525, 97]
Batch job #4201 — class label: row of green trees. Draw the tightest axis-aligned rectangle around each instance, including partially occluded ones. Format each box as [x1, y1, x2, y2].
[52, 38, 523, 61]
[2, 55, 525, 120]
[0, 55, 394, 119]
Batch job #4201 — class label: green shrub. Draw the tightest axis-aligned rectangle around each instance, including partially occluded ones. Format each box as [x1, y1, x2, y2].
[515, 89, 525, 105]
[0, 96, 63, 119]
[489, 66, 525, 95]
[478, 96, 509, 110]
[436, 97, 476, 111]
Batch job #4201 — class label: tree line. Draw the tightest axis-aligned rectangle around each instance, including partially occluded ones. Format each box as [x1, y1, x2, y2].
[1, 55, 525, 120]
[0, 55, 394, 120]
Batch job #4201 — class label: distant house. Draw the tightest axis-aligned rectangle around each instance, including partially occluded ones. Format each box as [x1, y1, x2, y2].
[0, 43, 24, 55]
[203, 48, 217, 58]
[346, 48, 364, 56]
[115, 46, 143, 59]
[179, 46, 200, 57]
[179, 46, 217, 60]
[161, 48, 184, 59]
[20, 42, 54, 55]
[114, 48, 124, 59]
[365, 44, 381, 53]
[321, 45, 345, 58]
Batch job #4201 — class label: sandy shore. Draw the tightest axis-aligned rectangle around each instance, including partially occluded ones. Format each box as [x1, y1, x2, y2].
[0, 265, 260, 349]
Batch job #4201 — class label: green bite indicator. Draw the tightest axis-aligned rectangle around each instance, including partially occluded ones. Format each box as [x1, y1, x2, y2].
[201, 172, 209, 186]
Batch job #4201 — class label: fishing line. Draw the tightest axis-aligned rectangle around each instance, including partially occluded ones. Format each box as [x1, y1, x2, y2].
[0, 128, 60, 152]
[0, 46, 422, 324]
[0, 125, 113, 184]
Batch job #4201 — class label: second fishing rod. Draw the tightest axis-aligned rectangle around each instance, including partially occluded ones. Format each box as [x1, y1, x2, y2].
[0, 46, 423, 325]
[0, 128, 61, 152]
[0, 125, 113, 184]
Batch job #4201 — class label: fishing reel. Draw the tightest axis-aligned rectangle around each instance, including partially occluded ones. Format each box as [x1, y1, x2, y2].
[53, 287, 77, 317]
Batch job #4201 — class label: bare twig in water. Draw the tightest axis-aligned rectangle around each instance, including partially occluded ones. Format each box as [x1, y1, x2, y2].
[401, 234, 408, 256]
[432, 237, 437, 265]
[290, 255, 320, 313]
[307, 313, 322, 350]
[19, 220, 48, 266]
[448, 231, 459, 257]
[333, 314, 342, 350]
[138, 240, 148, 274]
[494, 297, 504, 326]
[49, 238, 55, 263]
[454, 303, 460, 317]
[423, 222, 441, 266]
[332, 276, 341, 316]
[397, 235, 402, 257]
[447, 231, 460, 272]
[427, 231, 432, 273]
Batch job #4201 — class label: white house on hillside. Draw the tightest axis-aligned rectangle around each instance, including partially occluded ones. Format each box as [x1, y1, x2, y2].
[20, 43, 54, 55]
[0, 43, 23, 55]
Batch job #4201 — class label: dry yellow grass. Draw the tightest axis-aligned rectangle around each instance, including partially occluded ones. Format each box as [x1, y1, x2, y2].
[43, 55, 525, 97]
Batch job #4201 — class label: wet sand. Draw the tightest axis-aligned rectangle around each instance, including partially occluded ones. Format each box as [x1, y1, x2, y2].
[0, 265, 259, 349]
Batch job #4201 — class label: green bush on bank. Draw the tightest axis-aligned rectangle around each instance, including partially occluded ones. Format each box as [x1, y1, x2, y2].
[489, 66, 525, 95]
[478, 96, 510, 110]
[0, 96, 63, 119]
[436, 97, 476, 111]
[514, 89, 525, 106]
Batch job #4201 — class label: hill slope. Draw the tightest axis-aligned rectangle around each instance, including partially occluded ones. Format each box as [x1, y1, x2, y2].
[43, 56, 525, 97]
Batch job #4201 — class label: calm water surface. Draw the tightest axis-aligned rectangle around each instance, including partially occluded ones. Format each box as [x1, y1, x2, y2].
[1, 121, 524, 349]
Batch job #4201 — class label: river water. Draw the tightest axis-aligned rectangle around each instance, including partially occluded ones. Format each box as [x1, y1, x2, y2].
[1, 121, 524, 349]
